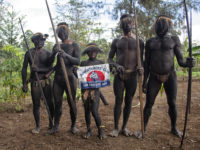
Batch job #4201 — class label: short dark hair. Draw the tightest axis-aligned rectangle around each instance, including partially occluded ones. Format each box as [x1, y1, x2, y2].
[119, 14, 133, 29]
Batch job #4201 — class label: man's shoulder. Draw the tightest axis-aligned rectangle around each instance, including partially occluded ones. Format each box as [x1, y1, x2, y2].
[72, 41, 80, 47]
[146, 37, 157, 42]
[170, 35, 180, 42]
[112, 38, 120, 43]
[25, 48, 34, 55]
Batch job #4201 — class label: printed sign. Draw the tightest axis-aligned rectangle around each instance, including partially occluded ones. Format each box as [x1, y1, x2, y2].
[77, 64, 110, 89]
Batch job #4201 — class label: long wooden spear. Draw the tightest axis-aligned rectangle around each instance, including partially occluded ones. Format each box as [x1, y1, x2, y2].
[188, 9, 192, 114]
[133, 1, 144, 138]
[45, 0, 76, 114]
[180, 0, 193, 148]
[19, 18, 53, 125]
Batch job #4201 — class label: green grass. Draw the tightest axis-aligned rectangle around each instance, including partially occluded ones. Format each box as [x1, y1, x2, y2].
[176, 71, 200, 77]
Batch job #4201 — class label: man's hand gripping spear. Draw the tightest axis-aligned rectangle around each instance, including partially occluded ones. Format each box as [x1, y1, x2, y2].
[45, 0, 76, 115]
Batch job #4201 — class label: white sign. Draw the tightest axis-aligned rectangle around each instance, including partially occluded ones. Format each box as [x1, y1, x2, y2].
[77, 64, 110, 89]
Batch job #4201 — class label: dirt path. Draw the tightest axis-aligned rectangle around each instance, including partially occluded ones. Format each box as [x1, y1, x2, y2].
[0, 80, 200, 150]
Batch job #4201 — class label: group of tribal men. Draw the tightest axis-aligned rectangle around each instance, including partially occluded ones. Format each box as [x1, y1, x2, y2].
[21, 14, 195, 140]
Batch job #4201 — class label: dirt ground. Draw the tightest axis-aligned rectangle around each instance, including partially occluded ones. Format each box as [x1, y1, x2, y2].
[0, 78, 200, 150]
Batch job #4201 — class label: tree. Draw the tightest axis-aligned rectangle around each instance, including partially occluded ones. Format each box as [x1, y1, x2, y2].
[0, 5, 22, 46]
[54, 0, 106, 48]
[111, 0, 200, 40]
[19, 29, 34, 51]
[44, 40, 54, 52]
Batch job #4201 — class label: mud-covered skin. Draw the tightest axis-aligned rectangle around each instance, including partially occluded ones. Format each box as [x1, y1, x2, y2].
[108, 14, 144, 137]
[49, 23, 81, 134]
[136, 16, 195, 138]
[21, 33, 55, 133]
[51, 41, 81, 134]
[80, 51, 106, 140]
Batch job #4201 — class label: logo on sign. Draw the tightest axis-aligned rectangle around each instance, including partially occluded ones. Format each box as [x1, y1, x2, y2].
[87, 71, 105, 82]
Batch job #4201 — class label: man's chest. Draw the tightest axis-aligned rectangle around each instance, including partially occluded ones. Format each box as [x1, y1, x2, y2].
[30, 50, 49, 65]
[150, 37, 175, 52]
[117, 38, 137, 52]
[61, 44, 74, 55]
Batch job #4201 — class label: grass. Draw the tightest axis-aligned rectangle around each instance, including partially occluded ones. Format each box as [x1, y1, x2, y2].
[176, 71, 200, 77]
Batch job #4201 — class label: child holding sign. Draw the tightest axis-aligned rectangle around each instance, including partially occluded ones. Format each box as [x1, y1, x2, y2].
[76, 43, 108, 139]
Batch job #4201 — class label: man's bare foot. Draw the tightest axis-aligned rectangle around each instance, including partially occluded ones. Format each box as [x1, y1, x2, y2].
[98, 132, 107, 140]
[109, 129, 119, 137]
[121, 128, 133, 136]
[134, 130, 143, 139]
[83, 130, 92, 139]
[171, 128, 182, 138]
[71, 126, 79, 134]
[32, 127, 40, 134]
[48, 123, 53, 130]
[47, 126, 59, 135]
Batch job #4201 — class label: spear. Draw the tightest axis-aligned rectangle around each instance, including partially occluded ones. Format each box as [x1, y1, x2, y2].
[188, 9, 192, 114]
[45, 0, 76, 114]
[133, 1, 144, 138]
[19, 18, 53, 126]
[180, 0, 193, 148]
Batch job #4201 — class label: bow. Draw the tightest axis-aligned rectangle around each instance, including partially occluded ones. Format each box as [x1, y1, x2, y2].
[180, 0, 193, 148]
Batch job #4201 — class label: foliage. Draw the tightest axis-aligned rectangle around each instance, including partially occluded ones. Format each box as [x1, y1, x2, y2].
[54, 0, 107, 50]
[44, 40, 54, 52]
[0, 45, 26, 101]
[19, 29, 34, 51]
[0, 5, 23, 47]
[110, 0, 200, 40]
[176, 71, 200, 77]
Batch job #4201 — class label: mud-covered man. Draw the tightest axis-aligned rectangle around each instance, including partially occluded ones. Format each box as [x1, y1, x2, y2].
[108, 14, 144, 137]
[48, 22, 81, 134]
[77, 43, 107, 140]
[135, 15, 195, 138]
[21, 33, 55, 134]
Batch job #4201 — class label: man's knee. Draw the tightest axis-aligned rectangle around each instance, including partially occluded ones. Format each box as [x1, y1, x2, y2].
[168, 99, 176, 109]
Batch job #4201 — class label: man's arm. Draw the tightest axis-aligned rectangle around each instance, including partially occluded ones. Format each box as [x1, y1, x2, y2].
[142, 39, 151, 93]
[107, 38, 118, 65]
[62, 42, 81, 65]
[48, 44, 58, 65]
[107, 38, 125, 74]
[173, 36, 195, 68]
[139, 39, 144, 66]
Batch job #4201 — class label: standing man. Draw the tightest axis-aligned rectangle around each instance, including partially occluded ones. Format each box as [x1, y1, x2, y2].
[135, 15, 195, 138]
[21, 33, 55, 134]
[48, 22, 81, 134]
[108, 14, 144, 137]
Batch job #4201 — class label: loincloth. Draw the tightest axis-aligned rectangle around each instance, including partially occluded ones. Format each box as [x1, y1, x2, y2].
[31, 79, 50, 88]
[151, 72, 171, 83]
[119, 69, 137, 80]
[82, 90, 95, 102]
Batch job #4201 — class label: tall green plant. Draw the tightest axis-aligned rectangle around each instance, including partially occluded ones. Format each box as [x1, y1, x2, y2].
[0, 6, 22, 46]
[0, 45, 25, 101]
